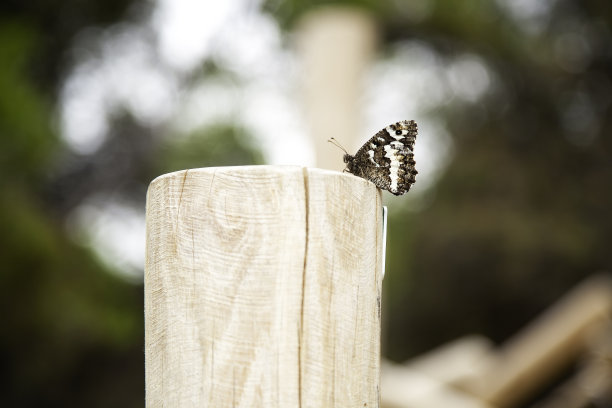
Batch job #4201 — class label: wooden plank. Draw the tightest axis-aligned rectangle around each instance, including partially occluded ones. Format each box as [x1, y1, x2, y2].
[456, 274, 612, 408]
[145, 165, 383, 407]
[381, 361, 491, 408]
[380, 337, 495, 408]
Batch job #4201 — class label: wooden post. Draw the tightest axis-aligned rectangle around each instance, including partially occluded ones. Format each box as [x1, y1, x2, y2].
[145, 165, 384, 407]
[295, 7, 378, 171]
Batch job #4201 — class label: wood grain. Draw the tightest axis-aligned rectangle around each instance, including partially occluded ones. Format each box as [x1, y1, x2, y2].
[145, 166, 383, 407]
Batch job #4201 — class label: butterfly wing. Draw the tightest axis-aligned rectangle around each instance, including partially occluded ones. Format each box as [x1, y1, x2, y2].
[346, 120, 418, 195]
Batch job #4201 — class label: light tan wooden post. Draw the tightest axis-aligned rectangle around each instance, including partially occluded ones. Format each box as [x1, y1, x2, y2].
[145, 165, 384, 407]
[295, 7, 378, 171]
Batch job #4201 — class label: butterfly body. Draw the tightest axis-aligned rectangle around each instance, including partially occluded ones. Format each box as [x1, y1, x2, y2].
[342, 120, 418, 196]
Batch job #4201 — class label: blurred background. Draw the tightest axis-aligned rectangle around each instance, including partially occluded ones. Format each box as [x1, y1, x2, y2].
[1, 0, 611, 406]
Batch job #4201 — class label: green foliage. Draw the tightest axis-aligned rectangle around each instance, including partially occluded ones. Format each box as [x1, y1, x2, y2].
[263, 0, 385, 28]
[158, 123, 265, 174]
[0, 22, 57, 181]
[0, 188, 143, 406]
[0, 2, 147, 406]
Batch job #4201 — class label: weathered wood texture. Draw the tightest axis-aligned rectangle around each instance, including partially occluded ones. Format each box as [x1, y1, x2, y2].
[145, 165, 384, 407]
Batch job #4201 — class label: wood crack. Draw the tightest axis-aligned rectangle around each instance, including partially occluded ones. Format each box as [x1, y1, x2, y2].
[298, 167, 309, 408]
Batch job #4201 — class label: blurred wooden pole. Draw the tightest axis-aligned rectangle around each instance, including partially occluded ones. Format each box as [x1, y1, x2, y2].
[145, 166, 384, 407]
[456, 274, 612, 408]
[295, 6, 378, 171]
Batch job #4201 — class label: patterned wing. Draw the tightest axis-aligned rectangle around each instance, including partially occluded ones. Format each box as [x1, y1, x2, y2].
[345, 120, 418, 195]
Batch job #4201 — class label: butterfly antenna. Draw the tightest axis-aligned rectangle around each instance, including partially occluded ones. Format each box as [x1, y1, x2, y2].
[328, 137, 349, 155]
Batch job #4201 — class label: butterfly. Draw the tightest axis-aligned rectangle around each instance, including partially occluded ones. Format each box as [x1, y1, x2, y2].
[330, 120, 418, 196]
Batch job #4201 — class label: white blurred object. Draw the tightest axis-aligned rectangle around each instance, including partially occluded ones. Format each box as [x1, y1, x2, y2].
[295, 6, 378, 172]
[381, 275, 612, 408]
[381, 336, 493, 408]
